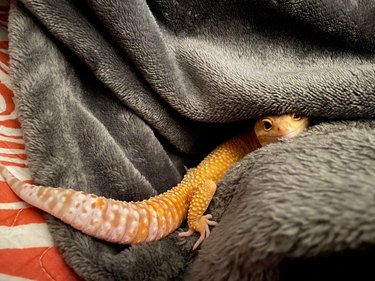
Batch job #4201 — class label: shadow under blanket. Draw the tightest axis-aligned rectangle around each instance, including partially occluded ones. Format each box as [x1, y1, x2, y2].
[8, 0, 375, 280]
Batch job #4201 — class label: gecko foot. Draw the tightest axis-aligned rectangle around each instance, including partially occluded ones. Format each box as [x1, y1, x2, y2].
[179, 214, 218, 250]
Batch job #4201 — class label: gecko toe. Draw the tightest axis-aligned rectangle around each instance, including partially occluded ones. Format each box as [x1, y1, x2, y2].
[179, 229, 195, 237]
[205, 224, 210, 238]
[192, 234, 206, 251]
[204, 214, 218, 226]
[207, 220, 218, 226]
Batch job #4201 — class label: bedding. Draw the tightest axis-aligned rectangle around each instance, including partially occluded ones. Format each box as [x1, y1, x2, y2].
[5, 0, 375, 280]
[0, 1, 81, 280]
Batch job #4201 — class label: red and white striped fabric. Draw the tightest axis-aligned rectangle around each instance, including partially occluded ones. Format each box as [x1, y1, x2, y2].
[0, 2, 82, 280]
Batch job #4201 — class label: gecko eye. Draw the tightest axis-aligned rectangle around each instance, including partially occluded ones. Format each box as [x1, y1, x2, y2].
[263, 119, 273, 131]
[292, 113, 301, 120]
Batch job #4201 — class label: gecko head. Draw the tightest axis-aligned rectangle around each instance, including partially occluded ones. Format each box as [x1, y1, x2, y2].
[254, 113, 310, 146]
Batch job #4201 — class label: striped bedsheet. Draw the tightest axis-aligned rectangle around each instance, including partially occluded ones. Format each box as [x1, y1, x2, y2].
[0, 2, 82, 280]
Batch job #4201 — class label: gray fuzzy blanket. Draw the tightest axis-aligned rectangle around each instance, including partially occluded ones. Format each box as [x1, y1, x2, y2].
[8, 0, 375, 280]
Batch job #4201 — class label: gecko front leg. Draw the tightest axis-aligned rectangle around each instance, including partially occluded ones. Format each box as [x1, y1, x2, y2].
[179, 180, 218, 250]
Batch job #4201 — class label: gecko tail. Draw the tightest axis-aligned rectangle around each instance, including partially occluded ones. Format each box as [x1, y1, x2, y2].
[0, 163, 125, 242]
[0, 164, 178, 245]
[0, 164, 38, 202]
[0, 163, 77, 219]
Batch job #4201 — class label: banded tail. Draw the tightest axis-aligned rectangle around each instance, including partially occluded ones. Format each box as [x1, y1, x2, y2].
[0, 164, 187, 244]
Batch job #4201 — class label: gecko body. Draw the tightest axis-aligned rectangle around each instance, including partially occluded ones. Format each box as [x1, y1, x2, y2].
[0, 113, 309, 250]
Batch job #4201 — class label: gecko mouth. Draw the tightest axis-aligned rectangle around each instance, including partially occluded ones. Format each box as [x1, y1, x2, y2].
[279, 128, 302, 139]
[277, 125, 307, 140]
[263, 126, 306, 142]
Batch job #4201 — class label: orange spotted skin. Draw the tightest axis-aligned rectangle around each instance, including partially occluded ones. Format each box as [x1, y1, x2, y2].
[0, 113, 309, 250]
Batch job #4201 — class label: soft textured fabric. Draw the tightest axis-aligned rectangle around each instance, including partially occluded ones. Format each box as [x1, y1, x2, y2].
[7, 0, 375, 280]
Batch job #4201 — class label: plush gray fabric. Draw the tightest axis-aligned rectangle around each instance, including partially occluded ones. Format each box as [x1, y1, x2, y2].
[7, 0, 375, 280]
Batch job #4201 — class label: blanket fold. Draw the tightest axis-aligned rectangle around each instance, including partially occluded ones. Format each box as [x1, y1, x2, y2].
[8, 0, 375, 280]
